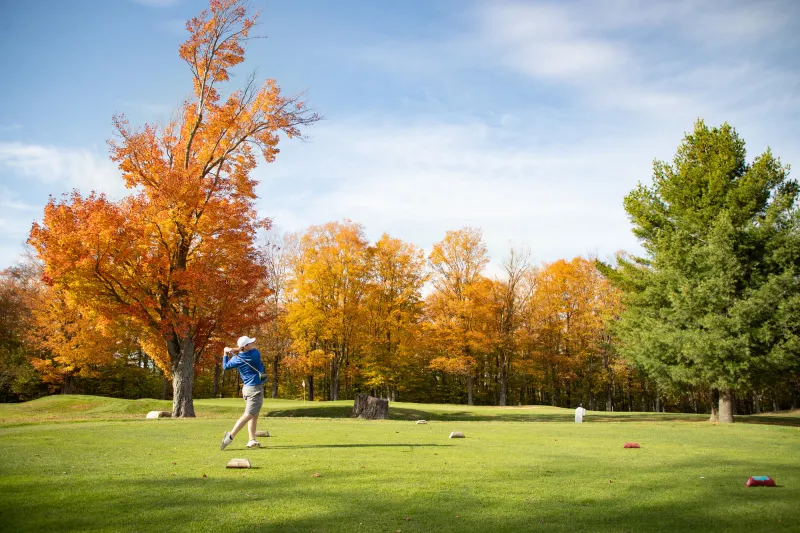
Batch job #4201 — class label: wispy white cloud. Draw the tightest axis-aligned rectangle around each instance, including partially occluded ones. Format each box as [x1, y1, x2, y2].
[0, 142, 127, 199]
[0, 143, 130, 267]
[473, 2, 628, 82]
[356, 0, 799, 121]
[0, 186, 40, 268]
[254, 117, 664, 267]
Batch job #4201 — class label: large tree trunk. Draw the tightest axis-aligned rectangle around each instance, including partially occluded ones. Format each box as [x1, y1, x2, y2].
[352, 394, 388, 419]
[753, 390, 761, 414]
[709, 388, 719, 422]
[306, 375, 314, 402]
[271, 357, 279, 398]
[467, 375, 474, 405]
[330, 359, 340, 401]
[170, 337, 196, 418]
[718, 389, 734, 423]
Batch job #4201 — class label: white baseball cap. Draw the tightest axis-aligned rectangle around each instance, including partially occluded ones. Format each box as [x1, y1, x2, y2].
[237, 336, 256, 348]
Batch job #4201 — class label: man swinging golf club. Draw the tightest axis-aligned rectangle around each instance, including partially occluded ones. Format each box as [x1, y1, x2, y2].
[220, 336, 267, 450]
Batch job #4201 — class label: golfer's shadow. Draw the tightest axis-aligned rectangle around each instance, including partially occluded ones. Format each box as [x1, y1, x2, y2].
[267, 443, 450, 449]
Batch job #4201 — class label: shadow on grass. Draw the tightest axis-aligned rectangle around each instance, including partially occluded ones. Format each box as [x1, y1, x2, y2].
[733, 415, 800, 427]
[266, 405, 713, 424]
[263, 404, 800, 427]
[266, 443, 450, 450]
[4, 453, 799, 533]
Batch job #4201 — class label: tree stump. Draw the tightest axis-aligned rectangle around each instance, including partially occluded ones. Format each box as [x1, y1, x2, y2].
[352, 394, 388, 419]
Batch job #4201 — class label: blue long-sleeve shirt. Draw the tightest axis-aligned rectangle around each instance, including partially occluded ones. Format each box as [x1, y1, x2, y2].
[223, 348, 266, 387]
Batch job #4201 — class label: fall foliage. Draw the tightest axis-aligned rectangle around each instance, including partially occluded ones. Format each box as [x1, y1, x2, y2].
[286, 221, 371, 401]
[28, 0, 319, 416]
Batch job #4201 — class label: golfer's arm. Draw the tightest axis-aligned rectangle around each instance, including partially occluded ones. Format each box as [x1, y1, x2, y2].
[222, 355, 240, 370]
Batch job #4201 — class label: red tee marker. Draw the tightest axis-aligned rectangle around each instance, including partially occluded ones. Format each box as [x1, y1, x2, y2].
[745, 476, 775, 487]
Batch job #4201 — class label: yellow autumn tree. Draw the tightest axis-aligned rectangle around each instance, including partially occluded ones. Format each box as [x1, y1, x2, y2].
[487, 247, 531, 405]
[426, 227, 491, 405]
[286, 221, 370, 400]
[522, 257, 622, 407]
[361, 234, 427, 400]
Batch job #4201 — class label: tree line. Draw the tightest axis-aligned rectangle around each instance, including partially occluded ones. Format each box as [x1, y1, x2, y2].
[2, 0, 798, 422]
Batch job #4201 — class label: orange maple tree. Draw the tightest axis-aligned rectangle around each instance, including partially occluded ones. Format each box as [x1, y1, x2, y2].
[28, 0, 318, 416]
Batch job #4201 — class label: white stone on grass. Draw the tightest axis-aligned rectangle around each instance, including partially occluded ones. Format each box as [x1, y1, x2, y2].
[145, 411, 171, 419]
[416, 420, 427, 425]
[449, 431, 465, 438]
[226, 458, 251, 469]
[255, 430, 270, 437]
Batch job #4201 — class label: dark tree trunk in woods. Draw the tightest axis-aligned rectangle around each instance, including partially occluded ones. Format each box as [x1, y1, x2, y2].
[306, 375, 314, 402]
[61, 375, 76, 394]
[161, 376, 168, 400]
[466, 375, 474, 405]
[718, 389, 734, 424]
[170, 337, 196, 417]
[272, 358, 279, 398]
[352, 394, 388, 419]
[710, 389, 720, 422]
[605, 384, 613, 412]
[212, 363, 220, 398]
[753, 391, 761, 414]
[330, 359, 340, 401]
[626, 378, 633, 412]
[498, 361, 509, 406]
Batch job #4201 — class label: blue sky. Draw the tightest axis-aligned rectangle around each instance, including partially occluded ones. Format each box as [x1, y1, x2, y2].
[1, 0, 798, 275]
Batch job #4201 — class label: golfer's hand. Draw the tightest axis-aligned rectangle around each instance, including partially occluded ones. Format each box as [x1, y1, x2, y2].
[224, 347, 232, 354]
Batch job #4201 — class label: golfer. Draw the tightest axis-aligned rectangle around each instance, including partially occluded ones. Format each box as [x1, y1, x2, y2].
[220, 336, 267, 450]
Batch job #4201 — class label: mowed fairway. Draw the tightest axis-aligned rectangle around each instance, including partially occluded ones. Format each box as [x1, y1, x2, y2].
[1, 398, 799, 532]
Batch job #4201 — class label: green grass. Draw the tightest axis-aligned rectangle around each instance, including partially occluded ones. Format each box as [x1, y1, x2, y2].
[5, 395, 798, 426]
[1, 396, 799, 532]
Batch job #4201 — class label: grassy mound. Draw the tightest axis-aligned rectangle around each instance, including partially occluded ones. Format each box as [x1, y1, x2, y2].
[2, 395, 798, 426]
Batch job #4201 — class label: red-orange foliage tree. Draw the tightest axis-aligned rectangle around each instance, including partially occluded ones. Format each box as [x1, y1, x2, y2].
[28, 0, 318, 416]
